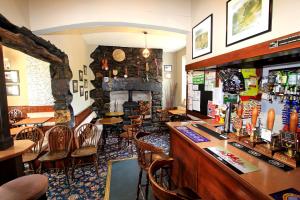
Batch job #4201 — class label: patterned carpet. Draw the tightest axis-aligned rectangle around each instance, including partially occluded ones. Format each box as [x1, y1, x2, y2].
[45, 127, 170, 200]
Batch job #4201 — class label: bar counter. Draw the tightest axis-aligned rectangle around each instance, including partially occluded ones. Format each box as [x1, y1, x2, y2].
[167, 121, 300, 200]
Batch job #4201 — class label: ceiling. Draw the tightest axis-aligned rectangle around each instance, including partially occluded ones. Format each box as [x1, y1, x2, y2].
[44, 26, 187, 52]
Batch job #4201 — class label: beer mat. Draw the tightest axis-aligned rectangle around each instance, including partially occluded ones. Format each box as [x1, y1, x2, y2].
[270, 188, 300, 200]
[229, 142, 294, 172]
[175, 126, 210, 143]
[191, 123, 228, 140]
[204, 146, 259, 174]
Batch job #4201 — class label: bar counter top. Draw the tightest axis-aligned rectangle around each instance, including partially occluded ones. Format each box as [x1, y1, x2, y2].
[167, 121, 300, 199]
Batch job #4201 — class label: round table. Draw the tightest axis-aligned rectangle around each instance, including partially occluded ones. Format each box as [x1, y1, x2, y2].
[105, 112, 124, 118]
[96, 117, 124, 148]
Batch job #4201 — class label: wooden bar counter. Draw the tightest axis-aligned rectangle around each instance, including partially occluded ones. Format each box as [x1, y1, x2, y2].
[167, 121, 300, 200]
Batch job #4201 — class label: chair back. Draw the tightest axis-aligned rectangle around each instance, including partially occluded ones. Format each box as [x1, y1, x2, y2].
[8, 109, 24, 123]
[134, 132, 164, 170]
[160, 109, 170, 122]
[74, 123, 99, 149]
[16, 127, 44, 154]
[47, 125, 73, 152]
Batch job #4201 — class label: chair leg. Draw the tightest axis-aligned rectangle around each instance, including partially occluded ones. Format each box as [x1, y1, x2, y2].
[94, 155, 100, 177]
[136, 168, 143, 200]
[62, 160, 70, 185]
[72, 157, 75, 180]
[145, 174, 149, 200]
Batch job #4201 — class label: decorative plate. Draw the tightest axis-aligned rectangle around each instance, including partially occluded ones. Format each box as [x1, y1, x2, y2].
[112, 49, 125, 62]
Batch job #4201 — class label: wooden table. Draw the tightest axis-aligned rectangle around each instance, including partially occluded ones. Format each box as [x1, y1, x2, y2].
[168, 109, 186, 115]
[167, 121, 300, 200]
[13, 117, 52, 127]
[96, 117, 123, 147]
[195, 118, 224, 127]
[0, 140, 35, 184]
[105, 112, 124, 117]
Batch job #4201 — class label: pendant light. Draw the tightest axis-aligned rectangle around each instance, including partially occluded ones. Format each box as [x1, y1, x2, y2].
[142, 31, 150, 58]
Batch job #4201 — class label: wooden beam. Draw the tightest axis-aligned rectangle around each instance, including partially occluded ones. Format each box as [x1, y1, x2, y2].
[187, 31, 300, 70]
[0, 28, 62, 64]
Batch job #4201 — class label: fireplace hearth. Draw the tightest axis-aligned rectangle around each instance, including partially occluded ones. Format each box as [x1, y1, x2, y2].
[123, 90, 139, 120]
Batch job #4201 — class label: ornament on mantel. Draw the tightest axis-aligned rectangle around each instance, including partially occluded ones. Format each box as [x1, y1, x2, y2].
[112, 69, 118, 79]
[101, 55, 109, 71]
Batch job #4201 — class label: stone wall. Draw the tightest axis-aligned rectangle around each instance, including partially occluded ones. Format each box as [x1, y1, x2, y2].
[89, 45, 163, 122]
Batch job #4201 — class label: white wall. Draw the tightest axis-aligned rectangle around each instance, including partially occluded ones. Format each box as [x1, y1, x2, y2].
[41, 34, 93, 115]
[162, 52, 176, 108]
[28, 0, 191, 33]
[187, 0, 300, 64]
[0, 0, 30, 27]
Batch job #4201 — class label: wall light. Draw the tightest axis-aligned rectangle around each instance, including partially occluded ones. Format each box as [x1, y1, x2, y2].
[142, 31, 150, 58]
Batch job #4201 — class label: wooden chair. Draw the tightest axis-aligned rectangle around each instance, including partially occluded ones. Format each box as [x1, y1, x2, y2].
[120, 116, 143, 155]
[15, 127, 44, 173]
[38, 125, 73, 184]
[149, 159, 201, 200]
[71, 123, 100, 179]
[158, 109, 170, 133]
[8, 109, 24, 126]
[133, 131, 169, 200]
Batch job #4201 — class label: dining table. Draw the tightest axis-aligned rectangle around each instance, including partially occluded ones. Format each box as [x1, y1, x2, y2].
[96, 117, 124, 148]
[13, 117, 52, 127]
[105, 111, 124, 118]
[10, 126, 33, 137]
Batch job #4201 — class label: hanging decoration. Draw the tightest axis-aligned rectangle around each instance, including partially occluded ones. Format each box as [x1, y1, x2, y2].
[124, 67, 128, 78]
[142, 31, 150, 58]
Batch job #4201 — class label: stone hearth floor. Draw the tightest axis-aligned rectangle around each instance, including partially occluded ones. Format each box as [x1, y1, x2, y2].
[45, 128, 170, 200]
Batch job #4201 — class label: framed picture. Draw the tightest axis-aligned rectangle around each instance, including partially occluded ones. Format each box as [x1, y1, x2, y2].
[164, 65, 172, 72]
[226, 0, 272, 46]
[84, 79, 88, 88]
[192, 14, 213, 59]
[85, 91, 88, 101]
[72, 80, 78, 93]
[83, 65, 87, 75]
[6, 85, 20, 96]
[79, 70, 83, 81]
[5, 70, 19, 83]
[80, 86, 84, 96]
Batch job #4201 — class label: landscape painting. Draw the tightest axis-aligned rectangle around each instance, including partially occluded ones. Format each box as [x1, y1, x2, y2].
[226, 0, 272, 46]
[192, 14, 213, 59]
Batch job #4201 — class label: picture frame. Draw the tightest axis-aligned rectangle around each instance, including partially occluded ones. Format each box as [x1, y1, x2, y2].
[84, 79, 88, 88]
[85, 91, 88, 101]
[226, 0, 272, 46]
[6, 85, 20, 96]
[83, 65, 87, 75]
[164, 65, 172, 72]
[72, 80, 78, 93]
[79, 70, 83, 81]
[80, 86, 84, 96]
[192, 14, 213, 59]
[5, 70, 19, 83]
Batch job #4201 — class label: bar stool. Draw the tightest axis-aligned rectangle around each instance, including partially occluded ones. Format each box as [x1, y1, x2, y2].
[0, 174, 48, 200]
[149, 159, 201, 200]
[133, 131, 169, 200]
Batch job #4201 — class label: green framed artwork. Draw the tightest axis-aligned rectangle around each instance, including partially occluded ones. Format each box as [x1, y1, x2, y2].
[192, 14, 213, 59]
[226, 0, 272, 46]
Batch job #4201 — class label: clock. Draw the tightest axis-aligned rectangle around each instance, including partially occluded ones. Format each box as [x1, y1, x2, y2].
[112, 49, 126, 62]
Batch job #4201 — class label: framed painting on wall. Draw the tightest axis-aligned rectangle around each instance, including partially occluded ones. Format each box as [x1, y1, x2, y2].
[72, 80, 78, 93]
[226, 0, 272, 46]
[164, 65, 172, 72]
[84, 79, 88, 88]
[80, 86, 84, 96]
[83, 65, 87, 75]
[6, 85, 20, 96]
[79, 70, 83, 81]
[192, 14, 213, 59]
[5, 70, 19, 83]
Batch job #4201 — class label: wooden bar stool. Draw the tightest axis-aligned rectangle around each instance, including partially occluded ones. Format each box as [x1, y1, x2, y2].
[0, 174, 48, 200]
[149, 159, 201, 200]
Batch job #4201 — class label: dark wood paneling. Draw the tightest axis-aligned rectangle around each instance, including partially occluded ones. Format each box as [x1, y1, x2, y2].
[74, 107, 93, 128]
[187, 31, 300, 70]
[170, 128, 269, 200]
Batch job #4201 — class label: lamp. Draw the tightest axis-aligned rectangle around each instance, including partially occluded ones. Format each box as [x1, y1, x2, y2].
[142, 31, 150, 58]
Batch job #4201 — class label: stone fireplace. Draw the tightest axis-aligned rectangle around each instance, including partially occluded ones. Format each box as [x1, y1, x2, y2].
[89, 45, 163, 124]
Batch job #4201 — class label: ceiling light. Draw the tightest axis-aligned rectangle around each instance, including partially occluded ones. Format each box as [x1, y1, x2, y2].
[142, 31, 150, 58]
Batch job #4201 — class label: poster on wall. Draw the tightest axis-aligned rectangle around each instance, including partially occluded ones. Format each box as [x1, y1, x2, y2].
[192, 14, 213, 58]
[192, 90, 201, 112]
[192, 71, 205, 85]
[226, 0, 272, 46]
[205, 70, 216, 91]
